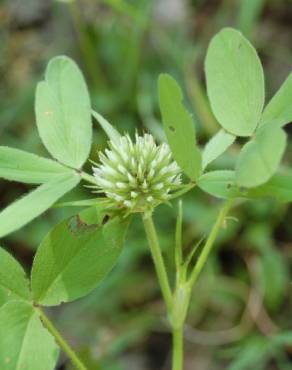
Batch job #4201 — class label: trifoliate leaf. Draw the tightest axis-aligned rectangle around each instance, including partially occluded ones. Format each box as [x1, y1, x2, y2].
[35, 56, 92, 169]
[202, 129, 236, 170]
[158, 74, 202, 180]
[235, 124, 287, 188]
[0, 301, 59, 370]
[31, 206, 129, 306]
[0, 248, 31, 307]
[0, 172, 80, 238]
[205, 28, 265, 137]
[261, 72, 292, 127]
[0, 147, 68, 184]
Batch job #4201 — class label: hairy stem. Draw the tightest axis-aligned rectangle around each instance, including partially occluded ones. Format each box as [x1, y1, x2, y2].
[38, 308, 87, 370]
[142, 213, 173, 311]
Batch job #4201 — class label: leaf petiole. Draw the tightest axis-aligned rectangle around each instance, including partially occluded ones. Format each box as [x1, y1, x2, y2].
[37, 308, 87, 370]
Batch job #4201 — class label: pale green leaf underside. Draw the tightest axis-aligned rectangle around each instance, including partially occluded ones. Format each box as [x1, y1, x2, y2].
[205, 27, 265, 137]
[202, 129, 236, 170]
[261, 72, 292, 127]
[0, 147, 68, 184]
[158, 74, 202, 180]
[35, 56, 92, 169]
[92, 109, 121, 144]
[198, 170, 242, 199]
[0, 172, 80, 238]
[235, 124, 287, 188]
[0, 248, 31, 308]
[198, 170, 292, 202]
[0, 301, 59, 370]
[31, 206, 129, 306]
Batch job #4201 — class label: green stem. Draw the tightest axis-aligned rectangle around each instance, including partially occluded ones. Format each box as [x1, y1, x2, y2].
[172, 327, 183, 370]
[143, 200, 233, 370]
[189, 199, 234, 287]
[38, 309, 87, 370]
[69, 0, 107, 89]
[175, 200, 183, 269]
[142, 213, 173, 311]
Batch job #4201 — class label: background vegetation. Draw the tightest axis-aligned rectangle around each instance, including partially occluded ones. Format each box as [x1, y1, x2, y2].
[0, 0, 292, 369]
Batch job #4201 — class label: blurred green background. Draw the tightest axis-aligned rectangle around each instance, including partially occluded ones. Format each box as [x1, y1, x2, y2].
[0, 0, 292, 369]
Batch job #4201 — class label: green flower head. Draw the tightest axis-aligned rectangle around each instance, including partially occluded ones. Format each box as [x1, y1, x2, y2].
[93, 133, 182, 213]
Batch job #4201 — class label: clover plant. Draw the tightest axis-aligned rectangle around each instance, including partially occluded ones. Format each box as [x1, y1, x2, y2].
[0, 28, 291, 370]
